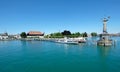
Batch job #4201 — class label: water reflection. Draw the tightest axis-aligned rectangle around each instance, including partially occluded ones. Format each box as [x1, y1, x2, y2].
[20, 41, 43, 48]
[97, 46, 112, 71]
[78, 43, 86, 47]
[20, 41, 27, 48]
[62, 44, 79, 55]
[97, 46, 112, 58]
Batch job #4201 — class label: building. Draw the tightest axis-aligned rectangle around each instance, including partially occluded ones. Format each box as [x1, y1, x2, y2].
[9, 34, 21, 39]
[0, 32, 9, 40]
[27, 31, 44, 38]
[14, 34, 21, 39]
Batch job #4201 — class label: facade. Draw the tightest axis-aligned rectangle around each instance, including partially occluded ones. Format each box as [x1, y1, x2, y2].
[0, 32, 9, 40]
[27, 31, 44, 38]
[9, 34, 21, 39]
[14, 34, 21, 39]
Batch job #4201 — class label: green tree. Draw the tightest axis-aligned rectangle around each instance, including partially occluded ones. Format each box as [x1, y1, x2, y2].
[50, 33, 53, 36]
[75, 32, 81, 36]
[70, 32, 81, 38]
[61, 30, 71, 36]
[91, 32, 97, 37]
[54, 32, 62, 36]
[82, 32, 88, 37]
[20, 32, 27, 38]
[49, 32, 63, 38]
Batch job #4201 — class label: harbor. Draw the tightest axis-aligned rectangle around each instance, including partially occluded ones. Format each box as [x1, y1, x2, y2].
[0, 0, 120, 72]
[0, 23, 119, 72]
[0, 37, 120, 72]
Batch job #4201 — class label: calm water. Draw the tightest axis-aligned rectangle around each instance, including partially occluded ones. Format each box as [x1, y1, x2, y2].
[0, 37, 120, 72]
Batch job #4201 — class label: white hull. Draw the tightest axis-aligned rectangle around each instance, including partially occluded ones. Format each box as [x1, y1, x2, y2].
[56, 37, 86, 44]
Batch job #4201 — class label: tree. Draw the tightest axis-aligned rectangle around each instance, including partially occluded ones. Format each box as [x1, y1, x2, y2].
[75, 32, 81, 36]
[50, 33, 53, 36]
[20, 32, 27, 38]
[49, 32, 63, 38]
[54, 32, 62, 36]
[61, 30, 71, 36]
[82, 32, 88, 37]
[91, 32, 97, 37]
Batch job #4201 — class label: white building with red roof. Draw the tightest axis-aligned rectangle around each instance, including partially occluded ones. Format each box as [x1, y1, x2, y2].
[27, 31, 44, 38]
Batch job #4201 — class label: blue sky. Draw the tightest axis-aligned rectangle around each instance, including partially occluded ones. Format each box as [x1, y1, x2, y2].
[0, 0, 120, 34]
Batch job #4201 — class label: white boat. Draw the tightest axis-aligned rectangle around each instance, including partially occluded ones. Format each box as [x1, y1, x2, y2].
[56, 37, 86, 44]
[73, 37, 86, 43]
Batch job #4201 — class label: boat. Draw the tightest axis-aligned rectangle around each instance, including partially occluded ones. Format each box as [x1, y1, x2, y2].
[74, 37, 86, 43]
[56, 37, 86, 44]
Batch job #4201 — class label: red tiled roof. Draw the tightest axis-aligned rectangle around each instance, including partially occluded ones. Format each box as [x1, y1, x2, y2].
[27, 31, 44, 36]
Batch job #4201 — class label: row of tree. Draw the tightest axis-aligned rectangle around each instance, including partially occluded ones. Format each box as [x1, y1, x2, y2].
[20, 30, 97, 38]
[44, 30, 97, 38]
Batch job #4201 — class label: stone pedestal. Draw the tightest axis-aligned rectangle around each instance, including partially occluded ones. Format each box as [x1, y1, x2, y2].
[97, 33, 112, 46]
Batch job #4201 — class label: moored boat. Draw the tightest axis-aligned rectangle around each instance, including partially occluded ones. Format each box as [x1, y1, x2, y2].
[56, 37, 86, 44]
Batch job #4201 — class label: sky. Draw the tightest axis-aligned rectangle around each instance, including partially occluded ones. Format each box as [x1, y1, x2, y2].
[0, 0, 120, 34]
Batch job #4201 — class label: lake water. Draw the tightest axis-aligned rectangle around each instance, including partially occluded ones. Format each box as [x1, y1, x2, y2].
[0, 37, 120, 72]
